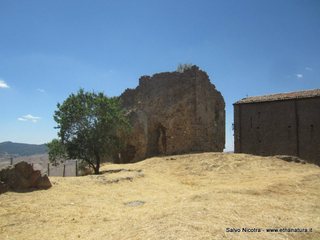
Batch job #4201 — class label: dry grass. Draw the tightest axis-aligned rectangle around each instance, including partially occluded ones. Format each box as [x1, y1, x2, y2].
[0, 153, 319, 240]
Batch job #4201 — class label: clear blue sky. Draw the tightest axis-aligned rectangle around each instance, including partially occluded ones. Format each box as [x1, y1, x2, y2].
[0, 0, 319, 151]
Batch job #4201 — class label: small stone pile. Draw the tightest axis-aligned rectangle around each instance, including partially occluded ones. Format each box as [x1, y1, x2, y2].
[0, 161, 52, 194]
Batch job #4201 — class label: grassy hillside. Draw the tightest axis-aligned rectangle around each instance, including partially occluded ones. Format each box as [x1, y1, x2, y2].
[0, 141, 47, 157]
[0, 153, 319, 240]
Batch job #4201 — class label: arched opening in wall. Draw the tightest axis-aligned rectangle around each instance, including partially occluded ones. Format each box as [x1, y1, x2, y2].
[118, 144, 136, 163]
[147, 123, 167, 156]
[157, 124, 167, 154]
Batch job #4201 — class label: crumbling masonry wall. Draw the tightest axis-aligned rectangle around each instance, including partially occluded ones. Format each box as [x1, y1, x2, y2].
[118, 66, 225, 163]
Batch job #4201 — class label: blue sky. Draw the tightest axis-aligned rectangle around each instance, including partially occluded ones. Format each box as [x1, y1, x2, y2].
[0, 0, 319, 151]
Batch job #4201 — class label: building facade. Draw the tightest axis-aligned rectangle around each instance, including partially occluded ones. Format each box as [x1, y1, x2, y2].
[234, 89, 320, 165]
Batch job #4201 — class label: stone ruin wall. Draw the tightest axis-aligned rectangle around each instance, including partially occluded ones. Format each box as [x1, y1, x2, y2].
[118, 66, 225, 163]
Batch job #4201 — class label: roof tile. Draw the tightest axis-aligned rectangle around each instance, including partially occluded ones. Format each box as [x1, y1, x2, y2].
[234, 89, 320, 104]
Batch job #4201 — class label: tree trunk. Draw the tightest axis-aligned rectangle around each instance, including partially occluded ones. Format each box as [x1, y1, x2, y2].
[94, 153, 101, 174]
[94, 165, 100, 174]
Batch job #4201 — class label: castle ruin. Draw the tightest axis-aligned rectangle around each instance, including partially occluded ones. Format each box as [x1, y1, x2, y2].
[117, 65, 225, 163]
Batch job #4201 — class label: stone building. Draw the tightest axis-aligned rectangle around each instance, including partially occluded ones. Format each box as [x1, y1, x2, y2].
[234, 89, 320, 165]
[118, 66, 225, 163]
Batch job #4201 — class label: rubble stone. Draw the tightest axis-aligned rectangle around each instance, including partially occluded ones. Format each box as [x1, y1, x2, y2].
[0, 161, 52, 193]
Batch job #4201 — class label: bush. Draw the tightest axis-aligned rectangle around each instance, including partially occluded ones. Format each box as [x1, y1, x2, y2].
[176, 63, 194, 73]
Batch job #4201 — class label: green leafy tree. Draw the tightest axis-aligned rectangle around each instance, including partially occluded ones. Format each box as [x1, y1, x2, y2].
[47, 138, 67, 166]
[53, 89, 130, 174]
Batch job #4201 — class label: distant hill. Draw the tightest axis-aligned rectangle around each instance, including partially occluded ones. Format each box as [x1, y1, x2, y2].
[0, 141, 48, 157]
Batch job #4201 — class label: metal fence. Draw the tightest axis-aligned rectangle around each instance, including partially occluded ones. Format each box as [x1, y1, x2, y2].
[0, 157, 78, 177]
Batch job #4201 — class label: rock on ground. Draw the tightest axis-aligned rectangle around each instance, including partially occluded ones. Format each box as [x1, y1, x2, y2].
[0, 161, 51, 194]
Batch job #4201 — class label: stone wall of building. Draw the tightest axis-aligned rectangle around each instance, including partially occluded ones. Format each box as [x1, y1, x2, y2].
[118, 66, 225, 163]
[234, 96, 320, 165]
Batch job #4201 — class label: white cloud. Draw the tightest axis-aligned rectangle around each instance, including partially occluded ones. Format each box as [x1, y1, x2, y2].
[305, 67, 313, 71]
[0, 79, 9, 88]
[296, 74, 303, 79]
[17, 117, 27, 121]
[18, 114, 41, 123]
[36, 88, 46, 93]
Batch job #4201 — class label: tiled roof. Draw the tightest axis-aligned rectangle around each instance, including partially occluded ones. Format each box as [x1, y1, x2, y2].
[234, 89, 320, 104]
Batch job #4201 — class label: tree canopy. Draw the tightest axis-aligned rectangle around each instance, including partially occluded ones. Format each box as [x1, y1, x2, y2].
[47, 138, 66, 166]
[50, 89, 130, 174]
